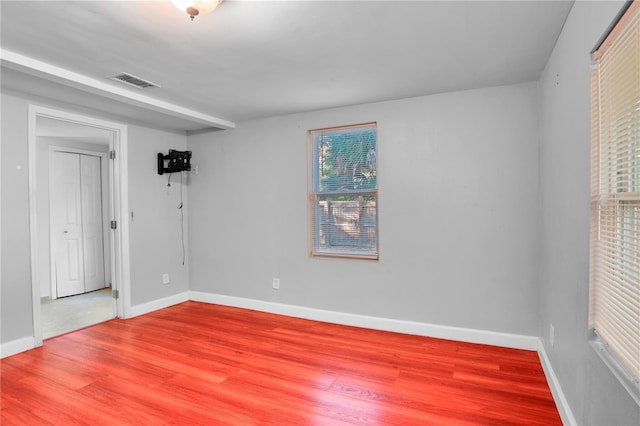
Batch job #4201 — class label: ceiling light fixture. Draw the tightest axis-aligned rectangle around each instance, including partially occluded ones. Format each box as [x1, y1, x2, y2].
[170, 0, 222, 21]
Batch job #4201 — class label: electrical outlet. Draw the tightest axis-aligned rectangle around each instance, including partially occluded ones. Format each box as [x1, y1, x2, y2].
[162, 273, 170, 285]
[272, 277, 280, 290]
[550, 323, 555, 347]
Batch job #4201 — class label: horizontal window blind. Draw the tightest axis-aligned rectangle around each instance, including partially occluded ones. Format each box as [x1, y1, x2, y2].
[589, 0, 640, 384]
[309, 123, 378, 259]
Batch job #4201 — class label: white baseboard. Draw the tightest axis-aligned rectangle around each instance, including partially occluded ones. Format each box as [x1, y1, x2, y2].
[188, 291, 539, 351]
[1, 336, 36, 359]
[129, 291, 189, 318]
[538, 341, 577, 426]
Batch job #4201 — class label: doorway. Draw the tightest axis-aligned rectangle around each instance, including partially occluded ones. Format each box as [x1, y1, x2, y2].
[49, 149, 108, 299]
[43, 146, 111, 338]
[28, 105, 131, 345]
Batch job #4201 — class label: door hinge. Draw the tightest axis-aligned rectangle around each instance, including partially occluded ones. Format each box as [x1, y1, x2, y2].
[110, 150, 116, 160]
[110, 220, 117, 230]
[112, 289, 119, 299]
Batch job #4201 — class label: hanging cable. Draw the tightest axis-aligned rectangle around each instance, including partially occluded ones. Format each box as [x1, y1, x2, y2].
[178, 171, 185, 266]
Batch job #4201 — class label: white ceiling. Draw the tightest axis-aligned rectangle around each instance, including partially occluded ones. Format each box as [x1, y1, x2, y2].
[1, 0, 574, 132]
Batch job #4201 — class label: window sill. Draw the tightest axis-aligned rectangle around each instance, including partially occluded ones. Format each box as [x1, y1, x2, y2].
[311, 250, 378, 261]
[590, 335, 640, 406]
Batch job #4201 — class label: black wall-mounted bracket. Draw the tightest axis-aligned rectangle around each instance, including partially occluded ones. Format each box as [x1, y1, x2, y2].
[158, 150, 192, 175]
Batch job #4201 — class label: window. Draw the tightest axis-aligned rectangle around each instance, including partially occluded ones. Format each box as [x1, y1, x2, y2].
[589, 0, 640, 401]
[308, 123, 378, 259]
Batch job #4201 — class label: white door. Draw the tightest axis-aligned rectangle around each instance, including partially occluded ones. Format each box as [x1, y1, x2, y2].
[51, 152, 105, 298]
[51, 152, 85, 297]
[80, 154, 105, 292]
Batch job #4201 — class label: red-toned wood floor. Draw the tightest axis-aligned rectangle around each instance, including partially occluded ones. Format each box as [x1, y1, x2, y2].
[1, 302, 561, 425]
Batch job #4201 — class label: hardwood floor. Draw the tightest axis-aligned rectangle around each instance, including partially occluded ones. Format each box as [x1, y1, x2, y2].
[1, 302, 562, 425]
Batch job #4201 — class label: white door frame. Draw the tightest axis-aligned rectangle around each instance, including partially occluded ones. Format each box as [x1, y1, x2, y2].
[28, 104, 131, 346]
[48, 147, 110, 300]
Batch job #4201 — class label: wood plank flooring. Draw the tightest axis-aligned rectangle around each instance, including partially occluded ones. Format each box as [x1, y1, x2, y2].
[1, 301, 562, 425]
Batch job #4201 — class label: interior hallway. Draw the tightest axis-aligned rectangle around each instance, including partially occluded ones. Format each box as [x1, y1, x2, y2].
[41, 287, 114, 339]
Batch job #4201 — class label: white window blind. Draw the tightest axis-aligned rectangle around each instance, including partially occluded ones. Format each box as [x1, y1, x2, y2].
[589, 0, 640, 388]
[308, 123, 378, 259]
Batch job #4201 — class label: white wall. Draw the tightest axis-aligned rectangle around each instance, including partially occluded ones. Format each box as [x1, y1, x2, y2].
[128, 126, 189, 306]
[538, 1, 640, 424]
[188, 82, 540, 336]
[0, 90, 189, 345]
[1, 92, 34, 343]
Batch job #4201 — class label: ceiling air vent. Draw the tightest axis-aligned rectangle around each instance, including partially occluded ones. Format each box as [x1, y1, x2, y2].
[109, 72, 159, 89]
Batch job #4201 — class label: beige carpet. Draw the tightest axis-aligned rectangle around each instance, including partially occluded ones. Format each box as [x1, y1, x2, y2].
[41, 287, 115, 339]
